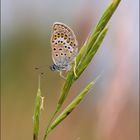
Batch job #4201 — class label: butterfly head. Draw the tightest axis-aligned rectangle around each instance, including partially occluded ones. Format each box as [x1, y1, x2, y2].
[50, 63, 70, 72]
[50, 64, 59, 71]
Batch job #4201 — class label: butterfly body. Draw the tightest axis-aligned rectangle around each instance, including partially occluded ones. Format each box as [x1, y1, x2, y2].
[50, 22, 78, 77]
[50, 63, 71, 71]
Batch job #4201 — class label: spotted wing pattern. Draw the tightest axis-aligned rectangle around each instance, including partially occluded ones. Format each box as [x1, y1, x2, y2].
[51, 22, 78, 69]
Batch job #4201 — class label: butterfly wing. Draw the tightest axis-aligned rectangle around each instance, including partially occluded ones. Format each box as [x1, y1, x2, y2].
[51, 22, 78, 68]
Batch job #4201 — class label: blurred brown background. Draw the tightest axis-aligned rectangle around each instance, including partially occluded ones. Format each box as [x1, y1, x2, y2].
[1, 0, 139, 140]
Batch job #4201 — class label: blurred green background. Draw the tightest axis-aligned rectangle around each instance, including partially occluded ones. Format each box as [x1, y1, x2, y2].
[1, 0, 139, 140]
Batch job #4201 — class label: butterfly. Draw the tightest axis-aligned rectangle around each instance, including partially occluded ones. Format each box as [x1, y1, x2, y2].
[50, 22, 78, 79]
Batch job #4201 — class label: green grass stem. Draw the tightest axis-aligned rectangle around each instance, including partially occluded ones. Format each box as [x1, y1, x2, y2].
[40, 0, 121, 139]
[33, 76, 42, 140]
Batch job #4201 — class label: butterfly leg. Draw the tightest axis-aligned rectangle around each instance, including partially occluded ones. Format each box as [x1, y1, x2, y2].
[59, 71, 66, 80]
[73, 58, 78, 78]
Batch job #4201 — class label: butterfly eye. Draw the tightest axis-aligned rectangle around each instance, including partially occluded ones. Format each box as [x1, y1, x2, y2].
[61, 53, 63, 55]
[68, 46, 71, 49]
[65, 46, 67, 48]
[53, 48, 56, 50]
[56, 54, 58, 56]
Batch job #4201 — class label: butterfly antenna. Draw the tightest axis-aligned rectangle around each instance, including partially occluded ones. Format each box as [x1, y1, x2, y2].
[35, 64, 49, 70]
[35, 64, 49, 76]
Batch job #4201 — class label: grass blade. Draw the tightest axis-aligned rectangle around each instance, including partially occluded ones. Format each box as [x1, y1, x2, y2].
[76, 28, 108, 77]
[76, 0, 121, 65]
[47, 79, 97, 135]
[33, 76, 43, 140]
